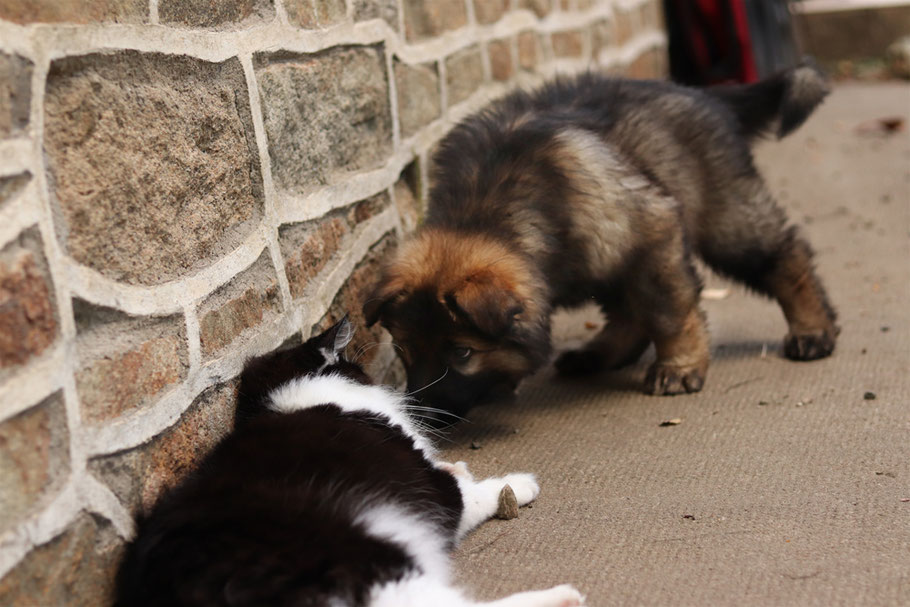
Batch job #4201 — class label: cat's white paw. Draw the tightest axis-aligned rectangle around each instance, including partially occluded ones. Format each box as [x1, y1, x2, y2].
[501, 473, 539, 506]
[437, 461, 473, 481]
[542, 584, 585, 606]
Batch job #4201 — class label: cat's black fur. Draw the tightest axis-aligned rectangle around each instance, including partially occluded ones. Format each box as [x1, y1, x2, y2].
[114, 319, 463, 607]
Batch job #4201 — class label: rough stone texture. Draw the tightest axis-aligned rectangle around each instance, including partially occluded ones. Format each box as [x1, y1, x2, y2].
[402, 0, 468, 41]
[89, 381, 236, 514]
[0, 229, 59, 377]
[352, 0, 398, 29]
[614, 7, 634, 45]
[474, 0, 507, 25]
[348, 191, 392, 227]
[0, 392, 68, 536]
[445, 45, 485, 107]
[518, 30, 540, 70]
[44, 52, 263, 286]
[280, 192, 391, 299]
[281, 214, 349, 299]
[552, 29, 585, 58]
[0, 0, 146, 24]
[256, 46, 392, 193]
[284, 0, 347, 29]
[625, 47, 666, 79]
[394, 59, 441, 138]
[74, 301, 187, 424]
[517, 0, 551, 18]
[640, 0, 663, 30]
[0, 172, 30, 209]
[488, 38, 514, 82]
[159, 0, 275, 28]
[0, 513, 124, 607]
[0, 53, 32, 140]
[198, 249, 282, 359]
[314, 233, 396, 369]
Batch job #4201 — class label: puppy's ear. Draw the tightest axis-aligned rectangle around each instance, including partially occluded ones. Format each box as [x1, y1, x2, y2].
[445, 274, 524, 337]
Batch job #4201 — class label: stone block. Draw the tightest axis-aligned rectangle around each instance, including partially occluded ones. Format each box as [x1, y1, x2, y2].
[518, 30, 540, 70]
[0, 0, 146, 24]
[255, 46, 392, 193]
[348, 191, 392, 227]
[44, 51, 263, 286]
[0, 513, 124, 607]
[488, 38, 514, 81]
[0, 53, 32, 139]
[445, 45, 485, 106]
[517, 0, 551, 18]
[284, 0, 347, 28]
[159, 0, 274, 28]
[0, 172, 30, 209]
[89, 381, 236, 514]
[198, 249, 282, 359]
[614, 8, 633, 45]
[394, 59, 441, 138]
[314, 233, 396, 369]
[0, 392, 69, 535]
[552, 29, 585, 58]
[0, 229, 59, 376]
[625, 47, 665, 79]
[280, 215, 349, 299]
[353, 0, 398, 29]
[474, 0, 507, 25]
[641, 0, 664, 31]
[74, 301, 187, 424]
[402, 0, 467, 41]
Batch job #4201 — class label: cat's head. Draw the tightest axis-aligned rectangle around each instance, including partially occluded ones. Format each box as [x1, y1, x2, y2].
[235, 317, 369, 427]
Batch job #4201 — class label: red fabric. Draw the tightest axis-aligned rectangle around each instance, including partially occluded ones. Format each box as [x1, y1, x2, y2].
[673, 0, 758, 84]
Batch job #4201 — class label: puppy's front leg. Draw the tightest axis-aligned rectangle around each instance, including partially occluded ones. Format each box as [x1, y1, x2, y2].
[437, 461, 539, 540]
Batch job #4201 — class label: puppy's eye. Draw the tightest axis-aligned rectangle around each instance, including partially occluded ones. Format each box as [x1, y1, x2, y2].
[452, 346, 472, 361]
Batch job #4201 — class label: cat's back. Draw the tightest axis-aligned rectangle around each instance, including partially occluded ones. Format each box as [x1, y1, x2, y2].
[115, 401, 460, 607]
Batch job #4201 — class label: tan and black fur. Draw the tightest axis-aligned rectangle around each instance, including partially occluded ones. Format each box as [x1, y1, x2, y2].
[365, 62, 838, 420]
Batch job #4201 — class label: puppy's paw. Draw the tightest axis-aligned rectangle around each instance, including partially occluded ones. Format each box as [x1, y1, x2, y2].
[783, 329, 836, 361]
[645, 362, 706, 395]
[555, 349, 604, 376]
[539, 584, 585, 606]
[500, 473, 540, 506]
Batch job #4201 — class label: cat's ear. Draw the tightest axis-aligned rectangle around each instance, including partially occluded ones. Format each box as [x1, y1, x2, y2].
[318, 316, 354, 355]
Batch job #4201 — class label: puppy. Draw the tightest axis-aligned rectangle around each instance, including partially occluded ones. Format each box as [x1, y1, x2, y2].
[364, 62, 837, 420]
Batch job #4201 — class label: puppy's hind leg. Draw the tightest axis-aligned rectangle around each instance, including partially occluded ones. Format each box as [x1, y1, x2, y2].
[698, 178, 838, 360]
[555, 307, 650, 376]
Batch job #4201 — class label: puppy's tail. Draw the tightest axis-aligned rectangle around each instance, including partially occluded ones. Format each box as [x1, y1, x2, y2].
[706, 58, 830, 141]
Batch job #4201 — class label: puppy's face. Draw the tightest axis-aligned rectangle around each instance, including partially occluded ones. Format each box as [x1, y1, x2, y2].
[364, 231, 548, 424]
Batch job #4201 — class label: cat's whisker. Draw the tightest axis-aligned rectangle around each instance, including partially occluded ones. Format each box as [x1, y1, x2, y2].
[404, 367, 449, 397]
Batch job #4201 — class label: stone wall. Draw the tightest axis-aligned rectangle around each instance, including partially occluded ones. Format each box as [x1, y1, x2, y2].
[0, 0, 666, 603]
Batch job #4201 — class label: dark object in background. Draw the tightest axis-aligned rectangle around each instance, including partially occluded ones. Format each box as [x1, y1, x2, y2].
[665, 0, 798, 85]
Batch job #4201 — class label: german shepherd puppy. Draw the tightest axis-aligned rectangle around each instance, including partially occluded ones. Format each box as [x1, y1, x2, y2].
[364, 61, 838, 421]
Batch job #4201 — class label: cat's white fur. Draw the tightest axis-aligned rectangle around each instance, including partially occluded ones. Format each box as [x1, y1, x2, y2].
[267, 372, 584, 607]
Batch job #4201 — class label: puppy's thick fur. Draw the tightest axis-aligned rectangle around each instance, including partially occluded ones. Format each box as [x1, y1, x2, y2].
[365, 63, 838, 418]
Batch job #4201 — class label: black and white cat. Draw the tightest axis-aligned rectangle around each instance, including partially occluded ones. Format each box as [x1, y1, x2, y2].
[115, 317, 584, 607]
